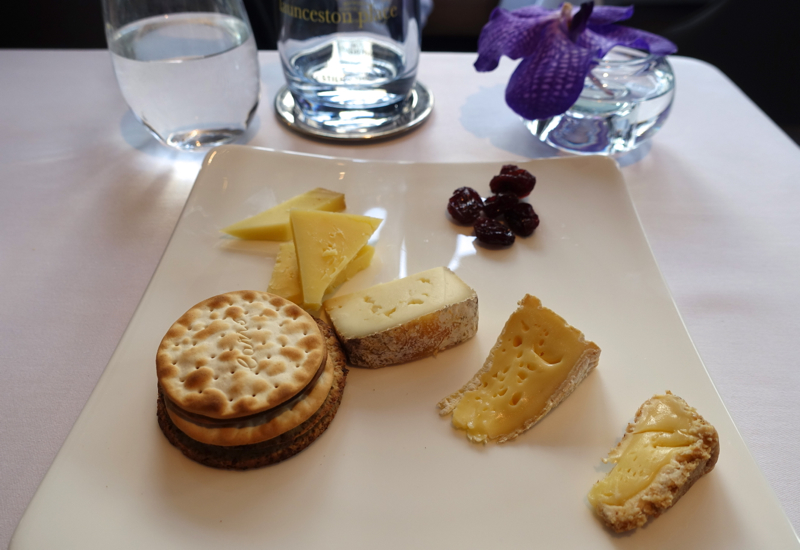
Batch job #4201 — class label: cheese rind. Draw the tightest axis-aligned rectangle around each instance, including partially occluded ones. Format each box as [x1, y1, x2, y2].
[438, 294, 600, 443]
[268, 241, 375, 306]
[221, 188, 346, 241]
[324, 267, 478, 368]
[588, 392, 720, 532]
[291, 210, 382, 309]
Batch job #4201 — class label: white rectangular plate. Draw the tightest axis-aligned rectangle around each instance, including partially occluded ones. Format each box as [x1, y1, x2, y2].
[13, 146, 799, 549]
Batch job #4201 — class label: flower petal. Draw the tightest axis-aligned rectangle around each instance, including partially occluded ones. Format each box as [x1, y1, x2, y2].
[507, 5, 556, 19]
[568, 2, 593, 42]
[475, 7, 557, 72]
[581, 25, 678, 58]
[587, 5, 634, 25]
[505, 20, 596, 120]
[475, 2, 676, 120]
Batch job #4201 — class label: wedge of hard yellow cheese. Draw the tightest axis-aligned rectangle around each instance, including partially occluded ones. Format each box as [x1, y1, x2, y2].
[439, 294, 600, 443]
[221, 188, 346, 241]
[268, 241, 375, 305]
[588, 392, 719, 533]
[291, 210, 382, 310]
[323, 267, 478, 368]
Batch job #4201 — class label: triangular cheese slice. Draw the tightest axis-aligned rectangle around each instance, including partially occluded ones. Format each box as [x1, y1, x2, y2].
[290, 210, 382, 309]
[221, 188, 345, 241]
[267, 242, 304, 304]
[268, 241, 375, 305]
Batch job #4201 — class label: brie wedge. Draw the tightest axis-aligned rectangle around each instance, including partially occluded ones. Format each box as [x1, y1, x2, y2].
[588, 392, 719, 532]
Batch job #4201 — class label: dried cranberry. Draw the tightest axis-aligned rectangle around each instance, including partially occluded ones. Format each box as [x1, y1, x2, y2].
[474, 218, 515, 246]
[489, 169, 536, 198]
[483, 193, 519, 218]
[500, 164, 520, 175]
[447, 187, 484, 224]
[505, 202, 540, 237]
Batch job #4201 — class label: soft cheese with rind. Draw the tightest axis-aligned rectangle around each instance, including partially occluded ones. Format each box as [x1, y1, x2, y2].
[323, 267, 478, 368]
[439, 294, 600, 443]
[588, 392, 720, 533]
[221, 188, 346, 241]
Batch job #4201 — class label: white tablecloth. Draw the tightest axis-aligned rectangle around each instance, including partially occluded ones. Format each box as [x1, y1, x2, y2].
[1, 50, 798, 547]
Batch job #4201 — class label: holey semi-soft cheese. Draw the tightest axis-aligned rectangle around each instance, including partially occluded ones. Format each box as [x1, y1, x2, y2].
[323, 267, 478, 368]
[438, 295, 600, 443]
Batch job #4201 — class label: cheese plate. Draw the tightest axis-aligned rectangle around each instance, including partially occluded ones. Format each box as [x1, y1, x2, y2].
[12, 146, 799, 549]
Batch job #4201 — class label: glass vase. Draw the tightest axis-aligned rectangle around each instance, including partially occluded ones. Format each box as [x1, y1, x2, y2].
[526, 46, 675, 156]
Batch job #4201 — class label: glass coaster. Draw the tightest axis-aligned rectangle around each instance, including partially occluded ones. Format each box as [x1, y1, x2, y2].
[274, 82, 433, 142]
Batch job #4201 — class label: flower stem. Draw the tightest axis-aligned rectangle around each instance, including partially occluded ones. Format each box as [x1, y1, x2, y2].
[588, 71, 615, 97]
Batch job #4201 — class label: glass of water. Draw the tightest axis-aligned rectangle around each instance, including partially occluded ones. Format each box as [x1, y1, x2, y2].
[276, 0, 431, 140]
[526, 47, 675, 156]
[102, 0, 260, 150]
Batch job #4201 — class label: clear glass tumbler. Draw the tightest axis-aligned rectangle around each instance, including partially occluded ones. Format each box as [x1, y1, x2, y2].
[277, 0, 421, 129]
[526, 47, 675, 156]
[102, 0, 260, 150]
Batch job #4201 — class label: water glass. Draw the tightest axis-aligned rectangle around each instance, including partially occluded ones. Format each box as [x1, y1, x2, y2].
[102, 0, 260, 150]
[526, 47, 675, 156]
[277, 0, 423, 136]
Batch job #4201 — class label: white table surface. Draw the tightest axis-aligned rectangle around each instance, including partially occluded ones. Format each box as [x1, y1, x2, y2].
[1, 50, 798, 548]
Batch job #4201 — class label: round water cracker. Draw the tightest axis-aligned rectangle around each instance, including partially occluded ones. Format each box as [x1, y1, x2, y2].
[164, 347, 334, 446]
[157, 319, 349, 469]
[157, 291, 325, 419]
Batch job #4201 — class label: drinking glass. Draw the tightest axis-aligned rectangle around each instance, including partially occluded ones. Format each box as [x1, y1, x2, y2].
[276, 0, 430, 139]
[102, 0, 261, 150]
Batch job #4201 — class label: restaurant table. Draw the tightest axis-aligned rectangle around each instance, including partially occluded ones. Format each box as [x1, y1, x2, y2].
[1, 50, 799, 548]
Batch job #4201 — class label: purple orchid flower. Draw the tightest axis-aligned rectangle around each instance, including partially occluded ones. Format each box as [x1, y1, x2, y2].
[475, 2, 677, 120]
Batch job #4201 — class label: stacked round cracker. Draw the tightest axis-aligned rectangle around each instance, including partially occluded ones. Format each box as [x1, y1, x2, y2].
[156, 291, 348, 469]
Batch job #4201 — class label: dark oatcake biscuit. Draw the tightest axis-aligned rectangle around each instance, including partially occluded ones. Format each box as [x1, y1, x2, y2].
[157, 319, 348, 470]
